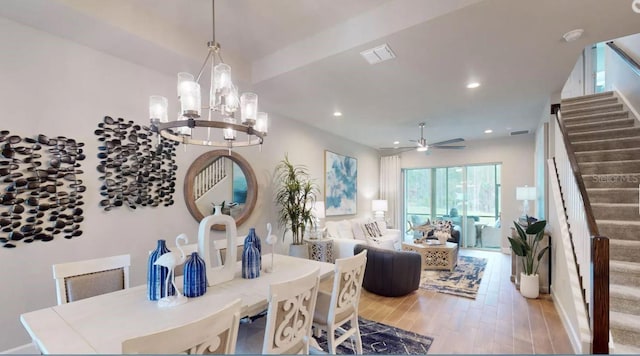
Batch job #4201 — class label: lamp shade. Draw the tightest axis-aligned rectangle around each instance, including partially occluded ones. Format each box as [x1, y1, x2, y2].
[149, 96, 168, 123]
[371, 200, 388, 212]
[240, 92, 258, 125]
[516, 186, 537, 200]
[312, 201, 325, 219]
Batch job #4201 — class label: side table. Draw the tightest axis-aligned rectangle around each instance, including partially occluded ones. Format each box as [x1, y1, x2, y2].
[402, 241, 458, 271]
[304, 238, 334, 263]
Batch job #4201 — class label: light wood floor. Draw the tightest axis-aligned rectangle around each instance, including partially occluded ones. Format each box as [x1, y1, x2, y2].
[356, 249, 574, 354]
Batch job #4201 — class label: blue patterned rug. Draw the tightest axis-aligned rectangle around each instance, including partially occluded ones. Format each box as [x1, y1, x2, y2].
[313, 318, 433, 354]
[419, 255, 487, 299]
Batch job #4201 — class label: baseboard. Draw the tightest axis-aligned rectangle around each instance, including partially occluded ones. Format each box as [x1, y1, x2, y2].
[613, 87, 640, 123]
[1, 343, 38, 354]
[551, 286, 582, 354]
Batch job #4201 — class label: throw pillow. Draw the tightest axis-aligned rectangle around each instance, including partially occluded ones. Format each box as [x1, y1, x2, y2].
[326, 222, 339, 239]
[351, 220, 367, 241]
[336, 220, 354, 239]
[376, 220, 387, 234]
[363, 222, 382, 238]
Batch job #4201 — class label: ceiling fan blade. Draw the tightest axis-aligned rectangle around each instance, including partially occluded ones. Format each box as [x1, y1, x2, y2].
[379, 146, 415, 150]
[432, 145, 466, 149]
[430, 138, 464, 146]
[379, 147, 415, 154]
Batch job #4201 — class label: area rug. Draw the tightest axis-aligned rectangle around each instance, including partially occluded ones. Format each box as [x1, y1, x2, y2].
[419, 255, 487, 299]
[313, 317, 433, 354]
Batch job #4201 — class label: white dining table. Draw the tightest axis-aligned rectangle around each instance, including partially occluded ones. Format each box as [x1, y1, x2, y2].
[20, 254, 334, 354]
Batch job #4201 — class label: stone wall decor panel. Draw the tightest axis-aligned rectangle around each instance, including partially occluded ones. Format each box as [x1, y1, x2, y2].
[0, 130, 86, 248]
[95, 116, 177, 211]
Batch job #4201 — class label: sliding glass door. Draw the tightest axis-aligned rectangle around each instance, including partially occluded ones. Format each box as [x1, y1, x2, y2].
[403, 163, 502, 250]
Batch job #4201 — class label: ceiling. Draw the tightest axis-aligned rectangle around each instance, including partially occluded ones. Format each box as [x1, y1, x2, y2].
[2, 0, 640, 151]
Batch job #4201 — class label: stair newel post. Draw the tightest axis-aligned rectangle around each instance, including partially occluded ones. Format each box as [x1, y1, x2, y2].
[591, 235, 610, 354]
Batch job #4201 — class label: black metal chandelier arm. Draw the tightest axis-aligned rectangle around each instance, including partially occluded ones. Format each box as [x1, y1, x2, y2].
[153, 119, 265, 147]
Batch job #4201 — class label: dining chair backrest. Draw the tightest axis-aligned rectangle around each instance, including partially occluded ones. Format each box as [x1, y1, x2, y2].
[214, 235, 246, 266]
[121, 298, 242, 354]
[311, 250, 367, 354]
[52, 254, 131, 305]
[328, 250, 367, 326]
[170, 237, 244, 276]
[168, 243, 198, 276]
[262, 268, 320, 354]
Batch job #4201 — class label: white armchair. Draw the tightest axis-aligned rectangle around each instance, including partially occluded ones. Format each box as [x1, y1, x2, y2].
[480, 225, 503, 248]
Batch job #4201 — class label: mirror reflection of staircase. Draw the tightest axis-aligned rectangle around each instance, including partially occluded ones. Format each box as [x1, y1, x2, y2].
[561, 91, 640, 353]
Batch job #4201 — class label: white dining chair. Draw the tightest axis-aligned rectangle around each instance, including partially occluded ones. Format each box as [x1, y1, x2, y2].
[122, 298, 242, 354]
[213, 235, 246, 266]
[52, 254, 131, 305]
[169, 236, 245, 277]
[312, 250, 367, 354]
[260, 268, 321, 354]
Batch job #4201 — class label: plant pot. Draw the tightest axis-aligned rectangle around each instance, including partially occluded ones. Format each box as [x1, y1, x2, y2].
[520, 272, 539, 299]
[288, 244, 309, 259]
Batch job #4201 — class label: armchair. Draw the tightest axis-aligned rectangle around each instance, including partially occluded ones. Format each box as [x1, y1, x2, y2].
[480, 225, 503, 248]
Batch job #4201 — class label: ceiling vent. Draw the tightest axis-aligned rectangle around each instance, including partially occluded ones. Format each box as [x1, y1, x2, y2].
[360, 44, 396, 64]
[510, 130, 529, 136]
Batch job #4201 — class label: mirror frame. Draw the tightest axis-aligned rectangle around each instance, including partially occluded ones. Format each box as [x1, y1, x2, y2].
[184, 150, 258, 231]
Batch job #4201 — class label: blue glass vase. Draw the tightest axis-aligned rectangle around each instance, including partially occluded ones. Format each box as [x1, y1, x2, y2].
[242, 228, 261, 279]
[147, 239, 175, 301]
[183, 252, 207, 298]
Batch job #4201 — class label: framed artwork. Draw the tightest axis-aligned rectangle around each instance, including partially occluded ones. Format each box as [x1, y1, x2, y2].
[324, 150, 357, 216]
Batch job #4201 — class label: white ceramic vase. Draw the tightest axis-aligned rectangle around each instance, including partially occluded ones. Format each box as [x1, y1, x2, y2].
[520, 272, 539, 299]
[288, 244, 309, 259]
[213, 205, 222, 215]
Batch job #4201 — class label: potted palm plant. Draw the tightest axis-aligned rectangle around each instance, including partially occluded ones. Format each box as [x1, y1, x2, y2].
[274, 155, 319, 258]
[508, 219, 549, 298]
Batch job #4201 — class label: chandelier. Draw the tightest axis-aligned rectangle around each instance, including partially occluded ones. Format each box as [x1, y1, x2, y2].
[148, 0, 268, 150]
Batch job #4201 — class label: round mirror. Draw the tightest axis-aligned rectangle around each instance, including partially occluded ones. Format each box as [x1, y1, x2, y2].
[184, 150, 258, 230]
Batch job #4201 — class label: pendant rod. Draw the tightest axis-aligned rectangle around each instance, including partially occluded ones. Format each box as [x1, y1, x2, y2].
[211, 0, 215, 45]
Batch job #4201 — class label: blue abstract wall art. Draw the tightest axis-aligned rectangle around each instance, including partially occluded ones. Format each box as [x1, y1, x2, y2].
[325, 150, 357, 216]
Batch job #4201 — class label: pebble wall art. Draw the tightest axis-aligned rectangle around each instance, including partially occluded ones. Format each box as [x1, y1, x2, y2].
[95, 116, 178, 211]
[0, 130, 86, 248]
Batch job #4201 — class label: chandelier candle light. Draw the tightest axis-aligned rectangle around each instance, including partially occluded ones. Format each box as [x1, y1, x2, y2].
[149, 0, 268, 152]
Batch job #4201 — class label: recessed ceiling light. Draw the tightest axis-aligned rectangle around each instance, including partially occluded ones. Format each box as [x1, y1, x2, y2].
[393, 141, 400, 145]
[484, 129, 493, 134]
[562, 29, 584, 42]
[467, 82, 480, 89]
[333, 111, 342, 117]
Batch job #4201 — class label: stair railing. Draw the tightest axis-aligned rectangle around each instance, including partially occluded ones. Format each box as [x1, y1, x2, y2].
[553, 109, 610, 354]
[607, 41, 640, 77]
[193, 157, 226, 200]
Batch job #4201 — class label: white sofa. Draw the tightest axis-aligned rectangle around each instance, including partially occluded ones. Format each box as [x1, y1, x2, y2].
[325, 218, 402, 259]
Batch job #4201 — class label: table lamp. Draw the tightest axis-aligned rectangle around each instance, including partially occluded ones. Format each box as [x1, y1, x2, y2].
[372, 199, 388, 226]
[311, 201, 325, 238]
[516, 185, 536, 217]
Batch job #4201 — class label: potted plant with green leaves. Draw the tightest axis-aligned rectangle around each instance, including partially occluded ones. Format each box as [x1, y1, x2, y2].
[274, 155, 319, 258]
[508, 219, 549, 298]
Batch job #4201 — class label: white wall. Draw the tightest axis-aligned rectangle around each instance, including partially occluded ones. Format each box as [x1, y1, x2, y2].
[606, 33, 640, 112]
[0, 17, 379, 351]
[400, 134, 536, 251]
[561, 50, 585, 99]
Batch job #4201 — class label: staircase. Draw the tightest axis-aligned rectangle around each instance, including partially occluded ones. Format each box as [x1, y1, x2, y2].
[561, 91, 640, 354]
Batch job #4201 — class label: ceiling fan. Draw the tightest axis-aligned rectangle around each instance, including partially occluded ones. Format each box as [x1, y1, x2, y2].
[379, 122, 465, 154]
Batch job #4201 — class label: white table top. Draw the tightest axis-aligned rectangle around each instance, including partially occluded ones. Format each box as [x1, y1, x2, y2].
[20, 254, 334, 354]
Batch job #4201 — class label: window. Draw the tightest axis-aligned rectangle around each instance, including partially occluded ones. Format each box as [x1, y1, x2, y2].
[403, 163, 502, 250]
